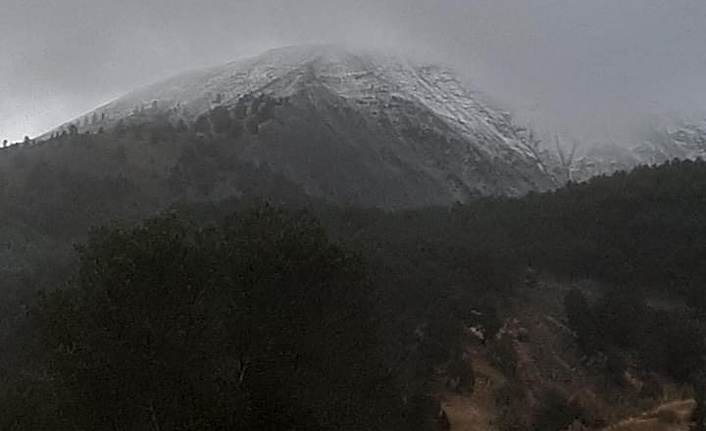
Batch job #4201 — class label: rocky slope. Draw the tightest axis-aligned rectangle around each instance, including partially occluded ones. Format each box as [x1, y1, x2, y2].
[46, 45, 555, 208]
[571, 120, 706, 182]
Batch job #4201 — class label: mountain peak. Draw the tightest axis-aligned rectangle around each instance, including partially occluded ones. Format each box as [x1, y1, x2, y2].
[42, 45, 556, 207]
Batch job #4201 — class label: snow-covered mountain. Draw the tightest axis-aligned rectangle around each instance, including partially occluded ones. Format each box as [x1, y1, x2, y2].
[633, 120, 706, 163]
[569, 119, 706, 181]
[47, 45, 556, 208]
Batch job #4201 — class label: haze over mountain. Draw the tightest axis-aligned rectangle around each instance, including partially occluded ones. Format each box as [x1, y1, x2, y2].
[3, 0, 705, 147]
[42, 45, 555, 207]
[570, 118, 706, 181]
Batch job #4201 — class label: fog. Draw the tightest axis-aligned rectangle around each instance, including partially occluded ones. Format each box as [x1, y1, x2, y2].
[1, 0, 705, 143]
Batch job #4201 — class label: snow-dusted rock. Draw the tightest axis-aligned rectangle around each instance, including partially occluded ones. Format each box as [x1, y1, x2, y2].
[48, 45, 557, 208]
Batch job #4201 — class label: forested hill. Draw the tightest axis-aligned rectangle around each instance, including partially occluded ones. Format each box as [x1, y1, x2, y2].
[2, 119, 706, 429]
[320, 158, 706, 304]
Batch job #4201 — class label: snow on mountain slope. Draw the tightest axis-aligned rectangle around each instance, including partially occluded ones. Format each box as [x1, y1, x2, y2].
[45, 45, 556, 207]
[65, 45, 541, 160]
[633, 120, 706, 163]
[571, 119, 706, 182]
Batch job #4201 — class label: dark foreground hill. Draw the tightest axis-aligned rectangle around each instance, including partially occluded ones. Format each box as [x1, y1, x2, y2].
[2, 150, 706, 429]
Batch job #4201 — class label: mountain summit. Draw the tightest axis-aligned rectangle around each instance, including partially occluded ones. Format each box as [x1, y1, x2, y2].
[50, 45, 555, 208]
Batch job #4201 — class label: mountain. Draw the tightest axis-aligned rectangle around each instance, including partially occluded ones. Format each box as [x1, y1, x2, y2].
[46, 45, 555, 208]
[571, 119, 706, 181]
[634, 120, 706, 163]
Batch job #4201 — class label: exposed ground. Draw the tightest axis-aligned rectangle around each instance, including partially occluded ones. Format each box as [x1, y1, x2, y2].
[439, 277, 694, 431]
[601, 400, 694, 431]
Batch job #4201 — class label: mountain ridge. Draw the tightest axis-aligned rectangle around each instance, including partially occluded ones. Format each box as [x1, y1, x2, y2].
[39, 45, 556, 207]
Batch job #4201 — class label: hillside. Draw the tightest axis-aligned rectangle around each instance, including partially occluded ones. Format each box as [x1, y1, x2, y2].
[40, 45, 555, 207]
[2, 156, 706, 430]
[571, 120, 706, 181]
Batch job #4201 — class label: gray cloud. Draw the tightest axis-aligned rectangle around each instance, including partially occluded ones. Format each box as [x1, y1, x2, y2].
[1, 0, 705, 142]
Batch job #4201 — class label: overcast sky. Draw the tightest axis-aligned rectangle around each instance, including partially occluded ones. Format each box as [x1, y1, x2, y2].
[1, 0, 705, 142]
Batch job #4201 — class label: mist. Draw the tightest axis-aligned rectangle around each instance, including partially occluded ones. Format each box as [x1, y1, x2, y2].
[1, 0, 705, 143]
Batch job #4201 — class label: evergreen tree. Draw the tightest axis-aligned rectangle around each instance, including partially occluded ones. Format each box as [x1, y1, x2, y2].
[193, 114, 211, 135]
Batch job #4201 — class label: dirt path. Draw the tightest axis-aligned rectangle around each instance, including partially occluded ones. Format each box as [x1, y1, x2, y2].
[442, 359, 503, 431]
[602, 400, 695, 431]
[443, 394, 495, 431]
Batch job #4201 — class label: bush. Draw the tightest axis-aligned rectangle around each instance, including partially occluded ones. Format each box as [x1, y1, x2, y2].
[656, 408, 680, 424]
[495, 383, 531, 431]
[532, 389, 585, 431]
[564, 288, 598, 353]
